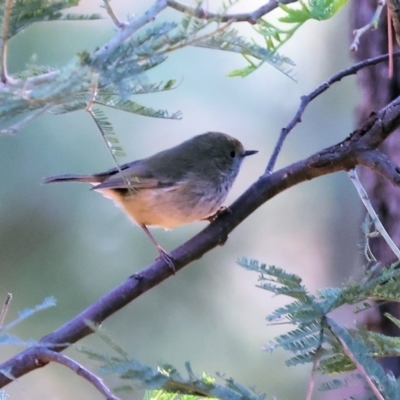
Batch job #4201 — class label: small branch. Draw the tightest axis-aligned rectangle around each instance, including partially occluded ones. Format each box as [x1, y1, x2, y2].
[388, 6, 394, 78]
[36, 348, 120, 400]
[91, 0, 168, 66]
[161, 20, 233, 55]
[0, 293, 12, 327]
[0, 104, 53, 135]
[357, 149, 400, 186]
[24, 71, 60, 88]
[103, 0, 127, 29]
[350, 0, 386, 52]
[265, 51, 400, 174]
[348, 168, 400, 260]
[0, 0, 14, 83]
[166, 0, 297, 24]
[327, 317, 386, 400]
[305, 318, 325, 400]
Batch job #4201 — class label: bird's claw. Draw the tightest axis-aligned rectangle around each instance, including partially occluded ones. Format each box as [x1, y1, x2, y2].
[203, 206, 231, 223]
[157, 248, 176, 273]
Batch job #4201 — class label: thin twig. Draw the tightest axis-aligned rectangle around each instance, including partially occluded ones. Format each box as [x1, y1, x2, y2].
[85, 74, 99, 112]
[1, 0, 14, 83]
[166, 0, 297, 24]
[86, 108, 133, 194]
[388, 6, 394, 78]
[350, 0, 386, 52]
[0, 104, 53, 135]
[305, 318, 325, 400]
[327, 317, 385, 400]
[161, 20, 233, 55]
[265, 51, 400, 174]
[0, 293, 12, 328]
[103, 0, 127, 29]
[24, 71, 60, 88]
[348, 168, 400, 260]
[36, 348, 120, 400]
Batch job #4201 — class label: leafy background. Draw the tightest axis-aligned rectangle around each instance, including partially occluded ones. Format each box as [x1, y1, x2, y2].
[0, 0, 361, 399]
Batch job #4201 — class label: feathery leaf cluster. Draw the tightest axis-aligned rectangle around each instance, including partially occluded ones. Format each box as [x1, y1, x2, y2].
[0, 0, 100, 40]
[230, 0, 347, 77]
[0, 296, 56, 347]
[238, 257, 400, 397]
[79, 323, 266, 400]
[0, 0, 296, 136]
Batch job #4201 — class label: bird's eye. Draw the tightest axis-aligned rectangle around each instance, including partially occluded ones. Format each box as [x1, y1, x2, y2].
[230, 150, 236, 158]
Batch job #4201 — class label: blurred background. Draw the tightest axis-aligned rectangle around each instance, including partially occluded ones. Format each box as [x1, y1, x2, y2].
[0, 1, 363, 399]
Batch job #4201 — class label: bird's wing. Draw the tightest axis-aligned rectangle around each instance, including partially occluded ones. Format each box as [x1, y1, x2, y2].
[92, 160, 179, 191]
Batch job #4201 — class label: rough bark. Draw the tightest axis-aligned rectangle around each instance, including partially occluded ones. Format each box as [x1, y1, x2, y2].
[351, 0, 400, 375]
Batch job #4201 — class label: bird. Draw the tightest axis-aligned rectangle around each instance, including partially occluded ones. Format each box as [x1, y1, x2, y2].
[44, 132, 258, 270]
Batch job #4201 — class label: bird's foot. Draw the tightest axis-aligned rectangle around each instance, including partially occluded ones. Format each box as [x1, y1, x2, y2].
[157, 247, 176, 273]
[203, 206, 231, 223]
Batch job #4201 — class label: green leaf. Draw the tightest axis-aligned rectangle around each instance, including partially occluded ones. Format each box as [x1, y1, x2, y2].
[4, 0, 100, 39]
[4, 296, 56, 330]
[89, 107, 126, 158]
[328, 317, 397, 399]
[95, 96, 182, 120]
[227, 64, 258, 78]
[279, 3, 311, 23]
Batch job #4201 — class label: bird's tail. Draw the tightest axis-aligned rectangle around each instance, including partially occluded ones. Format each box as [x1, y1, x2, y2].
[43, 174, 102, 184]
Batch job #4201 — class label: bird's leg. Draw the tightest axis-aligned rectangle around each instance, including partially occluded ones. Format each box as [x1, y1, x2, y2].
[140, 224, 176, 273]
[202, 206, 232, 223]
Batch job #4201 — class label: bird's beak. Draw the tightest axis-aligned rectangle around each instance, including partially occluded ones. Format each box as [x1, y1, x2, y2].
[244, 150, 258, 157]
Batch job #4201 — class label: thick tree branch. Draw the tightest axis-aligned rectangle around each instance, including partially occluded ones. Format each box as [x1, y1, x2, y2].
[1, 93, 400, 387]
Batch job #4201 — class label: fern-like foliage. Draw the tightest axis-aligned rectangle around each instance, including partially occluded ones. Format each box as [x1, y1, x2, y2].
[238, 257, 400, 397]
[88, 107, 125, 158]
[96, 358, 266, 399]
[0, 296, 56, 347]
[0, 0, 299, 135]
[0, 0, 100, 40]
[79, 323, 266, 400]
[230, 0, 347, 77]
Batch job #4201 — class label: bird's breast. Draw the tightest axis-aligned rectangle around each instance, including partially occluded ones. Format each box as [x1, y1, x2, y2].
[98, 181, 230, 229]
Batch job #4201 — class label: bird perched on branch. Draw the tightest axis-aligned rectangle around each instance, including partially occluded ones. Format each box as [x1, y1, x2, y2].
[44, 132, 258, 271]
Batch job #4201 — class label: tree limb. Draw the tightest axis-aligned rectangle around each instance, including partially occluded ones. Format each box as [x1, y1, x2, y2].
[35, 348, 120, 400]
[1, 90, 400, 388]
